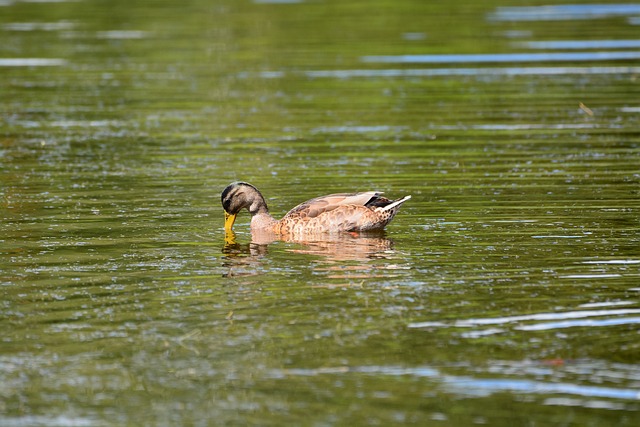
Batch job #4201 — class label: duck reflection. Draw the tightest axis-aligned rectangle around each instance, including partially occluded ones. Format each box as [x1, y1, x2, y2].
[220, 230, 269, 277]
[221, 229, 398, 278]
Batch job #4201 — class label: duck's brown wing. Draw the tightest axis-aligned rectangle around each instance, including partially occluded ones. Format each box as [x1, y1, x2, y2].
[284, 191, 381, 220]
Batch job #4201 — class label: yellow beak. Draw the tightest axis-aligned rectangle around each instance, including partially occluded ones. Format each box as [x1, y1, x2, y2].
[224, 212, 237, 233]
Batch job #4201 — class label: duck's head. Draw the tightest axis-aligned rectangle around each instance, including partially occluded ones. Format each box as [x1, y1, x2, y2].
[221, 182, 268, 232]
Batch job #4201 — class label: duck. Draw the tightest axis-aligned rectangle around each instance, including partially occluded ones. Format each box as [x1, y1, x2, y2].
[221, 181, 410, 235]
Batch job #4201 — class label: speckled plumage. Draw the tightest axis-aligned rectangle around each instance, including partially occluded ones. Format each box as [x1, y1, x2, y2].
[221, 182, 410, 235]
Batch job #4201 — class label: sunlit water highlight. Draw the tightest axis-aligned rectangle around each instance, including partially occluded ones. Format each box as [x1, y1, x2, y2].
[517, 39, 640, 49]
[488, 4, 640, 21]
[275, 364, 640, 402]
[255, 66, 640, 79]
[0, 58, 67, 66]
[361, 51, 640, 64]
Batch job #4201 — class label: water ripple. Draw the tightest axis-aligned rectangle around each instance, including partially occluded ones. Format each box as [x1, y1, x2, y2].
[2, 21, 76, 31]
[0, 58, 67, 66]
[361, 51, 640, 64]
[409, 308, 640, 332]
[275, 365, 640, 401]
[517, 316, 640, 331]
[445, 377, 640, 400]
[95, 30, 148, 39]
[252, 66, 640, 79]
[518, 40, 640, 49]
[488, 4, 640, 21]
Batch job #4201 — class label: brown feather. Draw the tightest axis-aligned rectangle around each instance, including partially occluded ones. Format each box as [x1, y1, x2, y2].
[221, 182, 410, 235]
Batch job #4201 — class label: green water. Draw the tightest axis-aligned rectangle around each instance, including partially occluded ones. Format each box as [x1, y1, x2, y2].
[2, 0, 640, 425]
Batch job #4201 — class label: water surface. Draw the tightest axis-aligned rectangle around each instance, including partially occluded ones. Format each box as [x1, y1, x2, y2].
[1, 0, 639, 425]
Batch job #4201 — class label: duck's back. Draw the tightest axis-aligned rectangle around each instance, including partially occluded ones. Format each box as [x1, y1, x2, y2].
[275, 191, 410, 234]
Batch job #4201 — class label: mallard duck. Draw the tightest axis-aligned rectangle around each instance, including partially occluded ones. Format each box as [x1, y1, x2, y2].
[221, 182, 410, 235]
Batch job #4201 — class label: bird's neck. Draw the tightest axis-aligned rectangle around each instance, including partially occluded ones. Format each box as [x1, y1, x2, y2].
[250, 211, 278, 232]
[247, 192, 270, 215]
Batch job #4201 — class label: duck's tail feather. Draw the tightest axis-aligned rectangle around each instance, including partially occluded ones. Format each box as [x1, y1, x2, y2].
[380, 195, 411, 212]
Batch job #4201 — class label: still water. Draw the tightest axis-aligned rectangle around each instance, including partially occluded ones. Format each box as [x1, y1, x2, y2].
[1, 0, 640, 425]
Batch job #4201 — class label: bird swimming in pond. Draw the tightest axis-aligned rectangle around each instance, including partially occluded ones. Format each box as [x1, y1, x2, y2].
[221, 182, 411, 235]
